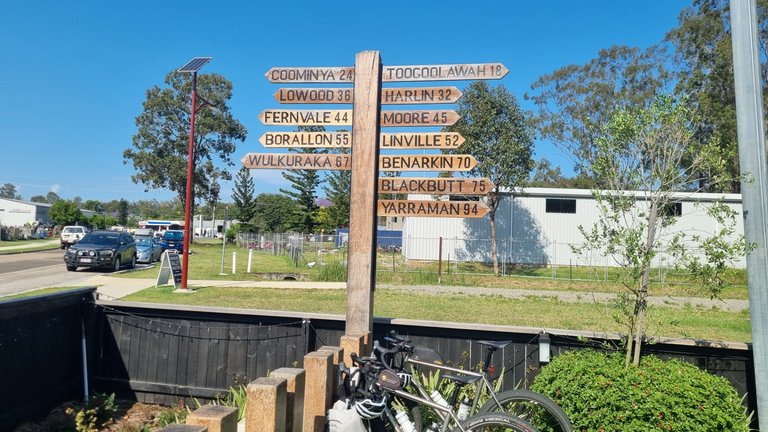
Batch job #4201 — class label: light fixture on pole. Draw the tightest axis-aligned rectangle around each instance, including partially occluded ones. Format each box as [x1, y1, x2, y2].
[538, 331, 551, 364]
[177, 56, 212, 292]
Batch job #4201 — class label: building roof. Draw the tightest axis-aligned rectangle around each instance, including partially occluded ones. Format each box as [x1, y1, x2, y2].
[0, 197, 52, 208]
[502, 187, 743, 204]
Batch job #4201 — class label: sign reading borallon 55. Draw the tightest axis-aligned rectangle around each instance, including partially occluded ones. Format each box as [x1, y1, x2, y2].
[378, 177, 494, 195]
[259, 132, 464, 149]
[265, 63, 508, 83]
[273, 87, 463, 104]
[259, 109, 459, 126]
[378, 200, 490, 218]
[241, 153, 477, 171]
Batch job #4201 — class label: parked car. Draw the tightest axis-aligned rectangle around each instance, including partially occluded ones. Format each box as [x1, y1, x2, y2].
[133, 228, 155, 239]
[135, 237, 163, 263]
[160, 230, 184, 253]
[63, 230, 136, 272]
[60, 226, 88, 249]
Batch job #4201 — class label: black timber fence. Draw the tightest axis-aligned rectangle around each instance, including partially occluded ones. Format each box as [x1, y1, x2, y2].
[0, 290, 758, 430]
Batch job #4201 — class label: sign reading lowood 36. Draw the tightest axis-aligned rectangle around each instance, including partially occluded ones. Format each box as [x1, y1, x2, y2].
[242, 153, 476, 172]
[259, 132, 464, 149]
[259, 109, 459, 126]
[378, 177, 494, 195]
[273, 87, 463, 104]
[265, 63, 507, 83]
[378, 200, 490, 218]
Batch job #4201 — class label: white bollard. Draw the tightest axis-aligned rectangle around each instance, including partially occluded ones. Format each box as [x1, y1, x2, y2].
[247, 248, 253, 273]
[232, 251, 237, 274]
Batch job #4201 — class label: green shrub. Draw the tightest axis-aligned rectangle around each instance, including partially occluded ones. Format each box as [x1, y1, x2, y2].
[531, 350, 749, 432]
[315, 261, 347, 282]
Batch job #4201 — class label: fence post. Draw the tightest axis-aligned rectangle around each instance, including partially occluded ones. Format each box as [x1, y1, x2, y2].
[302, 351, 334, 432]
[187, 405, 238, 432]
[247, 248, 253, 273]
[232, 252, 237, 274]
[317, 346, 344, 400]
[270, 368, 306, 432]
[246, 377, 287, 432]
[438, 237, 443, 284]
[340, 332, 370, 368]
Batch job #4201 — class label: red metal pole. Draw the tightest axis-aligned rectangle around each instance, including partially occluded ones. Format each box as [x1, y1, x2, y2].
[181, 72, 197, 290]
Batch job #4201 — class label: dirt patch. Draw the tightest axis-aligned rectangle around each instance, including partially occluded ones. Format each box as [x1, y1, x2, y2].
[12, 399, 178, 432]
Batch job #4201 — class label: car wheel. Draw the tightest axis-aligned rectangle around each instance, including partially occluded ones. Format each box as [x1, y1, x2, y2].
[112, 256, 121, 272]
[66, 265, 77, 272]
[129, 255, 136, 269]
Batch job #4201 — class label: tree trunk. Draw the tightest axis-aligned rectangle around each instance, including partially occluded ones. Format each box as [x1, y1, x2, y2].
[489, 194, 499, 277]
[632, 202, 658, 366]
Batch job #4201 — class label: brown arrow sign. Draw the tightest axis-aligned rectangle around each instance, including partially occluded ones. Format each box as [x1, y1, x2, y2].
[259, 109, 459, 126]
[273, 87, 462, 104]
[378, 177, 495, 195]
[381, 110, 460, 127]
[258, 132, 464, 149]
[378, 200, 490, 218]
[382, 63, 509, 82]
[380, 155, 477, 172]
[259, 132, 351, 148]
[265, 66, 355, 83]
[241, 153, 351, 170]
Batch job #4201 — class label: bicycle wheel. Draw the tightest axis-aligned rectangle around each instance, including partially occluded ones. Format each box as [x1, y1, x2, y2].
[478, 389, 572, 432]
[459, 412, 539, 432]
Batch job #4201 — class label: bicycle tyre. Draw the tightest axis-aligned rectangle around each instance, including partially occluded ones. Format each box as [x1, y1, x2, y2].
[458, 412, 539, 432]
[478, 389, 573, 432]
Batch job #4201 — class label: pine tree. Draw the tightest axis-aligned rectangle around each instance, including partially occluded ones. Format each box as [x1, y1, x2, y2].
[323, 146, 351, 229]
[232, 166, 257, 230]
[280, 126, 326, 233]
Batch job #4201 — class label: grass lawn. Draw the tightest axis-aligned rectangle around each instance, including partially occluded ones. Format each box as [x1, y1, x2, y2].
[122, 285, 752, 342]
[0, 239, 59, 255]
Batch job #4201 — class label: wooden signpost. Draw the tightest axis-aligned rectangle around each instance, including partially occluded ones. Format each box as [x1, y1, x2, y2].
[273, 86, 462, 104]
[378, 200, 490, 218]
[379, 177, 495, 195]
[259, 131, 464, 149]
[252, 54, 508, 334]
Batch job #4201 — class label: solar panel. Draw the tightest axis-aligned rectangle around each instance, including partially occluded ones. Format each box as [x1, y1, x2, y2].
[177, 57, 212, 73]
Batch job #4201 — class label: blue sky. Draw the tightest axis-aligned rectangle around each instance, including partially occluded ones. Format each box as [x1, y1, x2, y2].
[0, 0, 690, 204]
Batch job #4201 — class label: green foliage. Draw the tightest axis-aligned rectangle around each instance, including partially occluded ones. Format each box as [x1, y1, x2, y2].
[117, 199, 129, 226]
[323, 145, 351, 229]
[124, 71, 247, 209]
[49, 199, 85, 226]
[532, 350, 749, 432]
[88, 213, 118, 229]
[46, 191, 60, 204]
[0, 183, 22, 199]
[254, 193, 298, 232]
[67, 393, 118, 432]
[316, 260, 347, 281]
[527, 45, 669, 177]
[232, 165, 258, 225]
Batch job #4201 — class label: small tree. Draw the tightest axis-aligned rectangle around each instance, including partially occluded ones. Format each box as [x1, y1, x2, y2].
[0, 183, 22, 199]
[280, 126, 326, 233]
[323, 146, 351, 229]
[573, 95, 750, 366]
[232, 166, 258, 232]
[49, 200, 84, 226]
[445, 81, 535, 276]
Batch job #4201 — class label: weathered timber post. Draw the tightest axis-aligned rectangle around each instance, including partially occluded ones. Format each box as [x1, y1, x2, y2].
[340, 333, 370, 368]
[246, 377, 287, 432]
[269, 368, 306, 432]
[302, 351, 334, 432]
[346, 50, 382, 334]
[187, 405, 238, 432]
[317, 346, 344, 400]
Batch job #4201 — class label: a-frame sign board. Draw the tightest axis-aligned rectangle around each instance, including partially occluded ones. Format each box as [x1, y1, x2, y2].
[156, 250, 183, 288]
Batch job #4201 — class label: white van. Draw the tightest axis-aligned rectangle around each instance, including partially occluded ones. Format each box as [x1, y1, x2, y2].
[133, 228, 154, 239]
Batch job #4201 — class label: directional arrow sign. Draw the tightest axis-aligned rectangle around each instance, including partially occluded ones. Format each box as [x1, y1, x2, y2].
[260, 109, 352, 126]
[265, 66, 355, 83]
[379, 155, 477, 172]
[381, 110, 460, 127]
[382, 63, 509, 82]
[273, 87, 462, 104]
[241, 153, 351, 170]
[378, 177, 495, 195]
[378, 200, 490, 218]
[242, 153, 476, 172]
[260, 132, 351, 148]
[380, 132, 464, 149]
[260, 109, 458, 126]
[259, 131, 464, 149]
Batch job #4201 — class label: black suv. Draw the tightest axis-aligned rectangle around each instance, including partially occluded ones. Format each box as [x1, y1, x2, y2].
[64, 230, 137, 272]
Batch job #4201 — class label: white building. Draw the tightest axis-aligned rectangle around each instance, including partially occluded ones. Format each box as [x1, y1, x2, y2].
[0, 198, 53, 227]
[401, 188, 746, 268]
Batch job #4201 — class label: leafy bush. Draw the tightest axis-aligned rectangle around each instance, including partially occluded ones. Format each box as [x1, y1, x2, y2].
[66, 393, 118, 432]
[531, 350, 749, 431]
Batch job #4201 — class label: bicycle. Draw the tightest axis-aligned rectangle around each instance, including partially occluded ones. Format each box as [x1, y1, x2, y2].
[338, 348, 541, 432]
[381, 332, 572, 432]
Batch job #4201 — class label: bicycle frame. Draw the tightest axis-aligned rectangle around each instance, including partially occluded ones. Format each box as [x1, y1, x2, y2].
[384, 385, 471, 432]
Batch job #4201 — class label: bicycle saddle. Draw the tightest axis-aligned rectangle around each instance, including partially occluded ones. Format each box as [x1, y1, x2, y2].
[476, 340, 513, 350]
